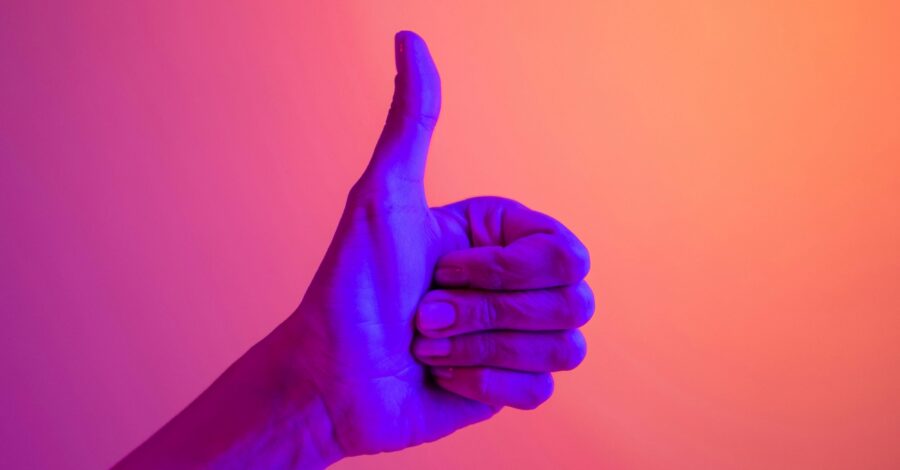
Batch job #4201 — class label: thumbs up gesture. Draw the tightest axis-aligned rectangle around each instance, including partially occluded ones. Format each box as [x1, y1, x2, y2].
[292, 30, 594, 455]
[116, 31, 594, 469]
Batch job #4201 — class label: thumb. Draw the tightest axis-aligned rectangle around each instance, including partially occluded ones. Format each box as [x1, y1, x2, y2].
[360, 31, 441, 188]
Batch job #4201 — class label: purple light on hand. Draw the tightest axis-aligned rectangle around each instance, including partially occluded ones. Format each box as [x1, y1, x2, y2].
[115, 31, 594, 469]
[293, 31, 594, 455]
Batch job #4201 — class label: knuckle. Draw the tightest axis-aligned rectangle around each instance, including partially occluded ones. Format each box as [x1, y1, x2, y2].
[563, 282, 596, 327]
[472, 334, 497, 363]
[389, 102, 439, 131]
[568, 244, 591, 282]
[346, 180, 425, 221]
[547, 241, 582, 284]
[521, 374, 555, 410]
[549, 237, 591, 284]
[554, 330, 588, 370]
[346, 183, 392, 221]
[347, 183, 379, 218]
[571, 241, 591, 279]
[477, 295, 499, 330]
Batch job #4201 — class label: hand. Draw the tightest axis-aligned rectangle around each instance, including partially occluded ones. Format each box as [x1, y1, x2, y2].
[115, 30, 594, 469]
[411, 197, 594, 409]
[289, 30, 594, 455]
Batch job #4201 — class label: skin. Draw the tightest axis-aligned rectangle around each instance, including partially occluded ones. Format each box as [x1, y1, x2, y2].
[115, 31, 595, 469]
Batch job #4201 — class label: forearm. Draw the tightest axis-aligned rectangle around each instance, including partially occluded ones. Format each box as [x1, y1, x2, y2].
[114, 328, 343, 470]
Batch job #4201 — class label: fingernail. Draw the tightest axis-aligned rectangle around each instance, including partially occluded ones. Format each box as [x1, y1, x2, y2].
[418, 301, 456, 330]
[432, 367, 454, 380]
[435, 266, 468, 286]
[414, 338, 451, 357]
[394, 32, 408, 69]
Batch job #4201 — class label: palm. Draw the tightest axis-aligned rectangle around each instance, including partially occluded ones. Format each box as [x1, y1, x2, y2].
[294, 182, 501, 453]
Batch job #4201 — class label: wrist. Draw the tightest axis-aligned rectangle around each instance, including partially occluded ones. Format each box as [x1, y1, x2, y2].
[115, 326, 344, 469]
[260, 325, 346, 469]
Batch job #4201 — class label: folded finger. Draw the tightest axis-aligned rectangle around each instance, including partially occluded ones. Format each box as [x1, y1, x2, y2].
[431, 367, 554, 410]
[433, 199, 590, 290]
[414, 330, 587, 372]
[416, 281, 595, 337]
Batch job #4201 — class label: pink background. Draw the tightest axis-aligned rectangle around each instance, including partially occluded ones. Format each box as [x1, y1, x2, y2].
[2, 1, 899, 468]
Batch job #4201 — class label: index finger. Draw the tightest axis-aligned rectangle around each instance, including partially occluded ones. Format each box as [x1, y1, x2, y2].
[433, 197, 590, 290]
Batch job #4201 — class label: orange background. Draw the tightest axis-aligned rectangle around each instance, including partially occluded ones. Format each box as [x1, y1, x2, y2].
[1, 1, 898, 468]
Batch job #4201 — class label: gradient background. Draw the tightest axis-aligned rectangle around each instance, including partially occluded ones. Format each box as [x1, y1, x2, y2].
[2, 1, 899, 469]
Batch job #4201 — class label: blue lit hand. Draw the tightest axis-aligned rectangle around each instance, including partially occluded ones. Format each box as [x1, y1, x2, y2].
[292, 30, 594, 455]
[116, 31, 594, 469]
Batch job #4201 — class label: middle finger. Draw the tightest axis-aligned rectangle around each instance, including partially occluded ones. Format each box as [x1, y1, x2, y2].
[416, 281, 595, 338]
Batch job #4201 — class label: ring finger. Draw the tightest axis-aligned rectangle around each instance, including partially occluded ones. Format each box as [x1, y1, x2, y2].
[413, 329, 587, 372]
